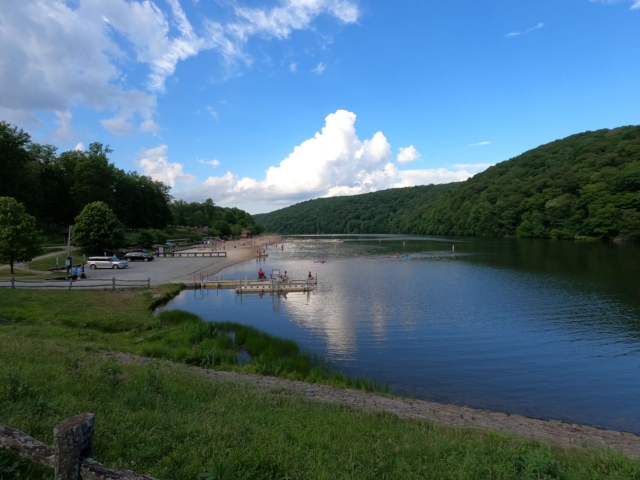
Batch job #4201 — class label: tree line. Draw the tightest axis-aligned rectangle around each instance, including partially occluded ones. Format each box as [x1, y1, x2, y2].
[170, 199, 262, 238]
[255, 126, 640, 241]
[1, 122, 173, 230]
[0, 121, 262, 236]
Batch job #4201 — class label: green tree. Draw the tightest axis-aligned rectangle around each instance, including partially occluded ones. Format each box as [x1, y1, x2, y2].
[230, 224, 242, 237]
[0, 123, 40, 215]
[72, 202, 125, 253]
[154, 231, 168, 245]
[0, 197, 43, 274]
[137, 231, 155, 249]
[214, 220, 231, 237]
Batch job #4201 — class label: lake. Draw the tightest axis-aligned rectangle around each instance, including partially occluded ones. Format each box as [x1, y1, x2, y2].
[164, 235, 640, 433]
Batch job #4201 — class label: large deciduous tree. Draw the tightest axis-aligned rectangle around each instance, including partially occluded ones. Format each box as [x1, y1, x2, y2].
[0, 197, 43, 274]
[72, 202, 125, 253]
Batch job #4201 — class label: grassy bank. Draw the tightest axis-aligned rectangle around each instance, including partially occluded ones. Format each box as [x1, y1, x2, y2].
[0, 288, 639, 479]
[0, 287, 386, 391]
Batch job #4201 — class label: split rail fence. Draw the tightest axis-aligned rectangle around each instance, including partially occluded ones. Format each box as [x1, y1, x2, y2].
[1, 278, 151, 290]
[0, 413, 157, 480]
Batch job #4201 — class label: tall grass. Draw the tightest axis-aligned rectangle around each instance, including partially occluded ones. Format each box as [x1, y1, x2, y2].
[140, 310, 390, 393]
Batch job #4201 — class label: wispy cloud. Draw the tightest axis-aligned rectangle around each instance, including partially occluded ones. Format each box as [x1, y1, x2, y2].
[506, 22, 545, 38]
[198, 159, 221, 167]
[290, 62, 297, 72]
[468, 141, 490, 147]
[312, 62, 326, 74]
[590, 0, 640, 10]
[0, 0, 359, 132]
[207, 106, 218, 119]
[527, 22, 545, 32]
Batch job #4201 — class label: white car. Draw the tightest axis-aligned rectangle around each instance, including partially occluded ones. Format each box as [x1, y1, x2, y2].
[86, 256, 129, 269]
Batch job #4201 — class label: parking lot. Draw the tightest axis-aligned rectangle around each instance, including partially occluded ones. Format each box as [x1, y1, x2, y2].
[83, 250, 254, 286]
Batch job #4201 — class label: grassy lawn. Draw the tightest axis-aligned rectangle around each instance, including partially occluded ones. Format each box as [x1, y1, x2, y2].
[25, 248, 84, 272]
[0, 288, 639, 479]
[0, 269, 66, 280]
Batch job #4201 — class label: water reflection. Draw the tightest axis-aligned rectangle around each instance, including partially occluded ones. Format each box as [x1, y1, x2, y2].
[165, 235, 640, 432]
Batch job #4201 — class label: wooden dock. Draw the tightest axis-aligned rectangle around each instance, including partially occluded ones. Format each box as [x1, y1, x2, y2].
[186, 278, 317, 293]
[159, 251, 227, 258]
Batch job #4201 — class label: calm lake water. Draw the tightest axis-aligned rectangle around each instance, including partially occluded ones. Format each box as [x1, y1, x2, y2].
[165, 235, 640, 433]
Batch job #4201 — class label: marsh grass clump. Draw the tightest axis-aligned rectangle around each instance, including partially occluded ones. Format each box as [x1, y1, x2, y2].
[140, 311, 391, 392]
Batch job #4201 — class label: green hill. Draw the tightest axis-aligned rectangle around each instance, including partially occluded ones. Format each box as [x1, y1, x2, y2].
[254, 126, 640, 240]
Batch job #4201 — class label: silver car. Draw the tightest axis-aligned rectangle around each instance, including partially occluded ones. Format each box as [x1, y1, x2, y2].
[86, 256, 129, 269]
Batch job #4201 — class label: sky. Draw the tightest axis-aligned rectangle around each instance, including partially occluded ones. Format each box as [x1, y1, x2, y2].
[2, 0, 640, 214]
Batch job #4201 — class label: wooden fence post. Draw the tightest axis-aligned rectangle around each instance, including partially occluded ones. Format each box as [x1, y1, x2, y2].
[112, 278, 115, 291]
[147, 278, 150, 289]
[11, 277, 15, 289]
[53, 413, 95, 480]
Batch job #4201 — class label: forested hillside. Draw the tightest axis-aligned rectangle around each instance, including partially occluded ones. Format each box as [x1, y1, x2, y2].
[255, 126, 640, 240]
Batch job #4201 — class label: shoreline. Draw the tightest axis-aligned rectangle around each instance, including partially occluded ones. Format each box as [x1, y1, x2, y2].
[108, 350, 640, 460]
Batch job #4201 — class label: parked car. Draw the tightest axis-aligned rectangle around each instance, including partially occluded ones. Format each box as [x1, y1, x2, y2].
[86, 256, 129, 269]
[124, 252, 154, 262]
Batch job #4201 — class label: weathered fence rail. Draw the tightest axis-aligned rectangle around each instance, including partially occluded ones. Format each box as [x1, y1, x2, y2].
[0, 414, 157, 480]
[0, 278, 151, 290]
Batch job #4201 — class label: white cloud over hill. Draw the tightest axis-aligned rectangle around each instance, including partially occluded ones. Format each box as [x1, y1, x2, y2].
[162, 110, 491, 213]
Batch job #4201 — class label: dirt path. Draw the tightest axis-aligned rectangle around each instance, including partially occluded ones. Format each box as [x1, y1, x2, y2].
[105, 351, 640, 460]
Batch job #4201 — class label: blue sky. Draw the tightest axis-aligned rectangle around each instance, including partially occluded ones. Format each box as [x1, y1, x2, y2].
[2, 0, 640, 213]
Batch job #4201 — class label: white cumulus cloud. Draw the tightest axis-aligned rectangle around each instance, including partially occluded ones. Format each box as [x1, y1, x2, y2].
[172, 110, 491, 213]
[396, 145, 421, 164]
[137, 145, 197, 187]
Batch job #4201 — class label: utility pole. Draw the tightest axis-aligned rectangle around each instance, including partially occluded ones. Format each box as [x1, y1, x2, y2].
[67, 225, 72, 257]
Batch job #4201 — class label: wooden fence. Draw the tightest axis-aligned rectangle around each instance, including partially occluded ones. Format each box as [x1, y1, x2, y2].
[0, 414, 157, 480]
[0, 278, 151, 290]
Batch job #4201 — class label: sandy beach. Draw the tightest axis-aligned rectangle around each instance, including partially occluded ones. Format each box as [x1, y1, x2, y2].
[169, 235, 283, 284]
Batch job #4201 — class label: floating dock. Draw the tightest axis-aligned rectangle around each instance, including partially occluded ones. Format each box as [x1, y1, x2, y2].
[187, 278, 318, 293]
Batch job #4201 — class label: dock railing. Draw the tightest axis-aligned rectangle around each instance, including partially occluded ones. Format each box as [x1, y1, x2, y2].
[157, 251, 226, 258]
[0, 413, 157, 480]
